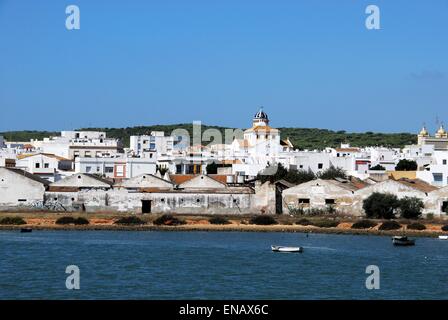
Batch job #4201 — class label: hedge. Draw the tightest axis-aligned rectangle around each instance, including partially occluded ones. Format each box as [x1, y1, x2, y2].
[114, 216, 146, 225]
[249, 216, 278, 225]
[0, 217, 26, 225]
[378, 221, 402, 231]
[351, 220, 377, 229]
[153, 214, 186, 226]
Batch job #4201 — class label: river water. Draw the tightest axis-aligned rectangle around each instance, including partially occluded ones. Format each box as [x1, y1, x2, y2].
[0, 230, 447, 299]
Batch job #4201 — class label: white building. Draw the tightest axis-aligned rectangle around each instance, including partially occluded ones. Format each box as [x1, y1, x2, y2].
[0, 136, 5, 148]
[0, 167, 49, 210]
[15, 153, 73, 182]
[129, 131, 174, 157]
[33, 131, 123, 160]
[75, 155, 157, 179]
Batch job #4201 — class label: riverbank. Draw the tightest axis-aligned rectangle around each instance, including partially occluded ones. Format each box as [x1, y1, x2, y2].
[0, 212, 447, 238]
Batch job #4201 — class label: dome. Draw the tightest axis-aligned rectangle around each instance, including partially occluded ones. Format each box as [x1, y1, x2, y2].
[437, 125, 446, 135]
[254, 107, 268, 121]
[419, 126, 429, 136]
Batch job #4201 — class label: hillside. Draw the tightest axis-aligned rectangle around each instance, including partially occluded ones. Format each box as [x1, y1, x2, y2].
[0, 125, 417, 150]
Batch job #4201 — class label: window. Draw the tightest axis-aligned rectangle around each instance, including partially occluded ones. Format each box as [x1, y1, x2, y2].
[433, 173, 443, 182]
[74, 151, 80, 158]
[443, 160, 447, 165]
[298, 198, 310, 204]
[96, 151, 102, 157]
[44, 163, 49, 169]
[299, 165, 303, 169]
[35, 163, 40, 169]
[105, 167, 114, 173]
[86, 166, 92, 173]
[96, 166, 101, 172]
[85, 151, 91, 158]
[318, 163, 323, 169]
[325, 199, 336, 205]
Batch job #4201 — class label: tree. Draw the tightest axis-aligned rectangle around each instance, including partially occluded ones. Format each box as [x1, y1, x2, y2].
[206, 162, 218, 174]
[257, 163, 288, 183]
[257, 164, 316, 184]
[398, 197, 424, 219]
[370, 164, 386, 171]
[363, 192, 399, 219]
[284, 168, 316, 184]
[395, 159, 417, 171]
[317, 166, 346, 180]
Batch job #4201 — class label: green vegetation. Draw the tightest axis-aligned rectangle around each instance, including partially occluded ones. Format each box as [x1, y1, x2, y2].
[363, 193, 399, 219]
[295, 218, 312, 226]
[257, 163, 347, 184]
[378, 221, 402, 231]
[370, 164, 386, 171]
[351, 220, 377, 229]
[0, 216, 26, 225]
[1, 125, 417, 149]
[0, 130, 59, 142]
[395, 159, 418, 171]
[114, 216, 146, 225]
[311, 219, 340, 228]
[407, 222, 426, 230]
[55, 216, 90, 225]
[153, 214, 186, 226]
[441, 225, 448, 232]
[398, 197, 424, 219]
[317, 166, 346, 180]
[208, 216, 231, 225]
[249, 215, 278, 225]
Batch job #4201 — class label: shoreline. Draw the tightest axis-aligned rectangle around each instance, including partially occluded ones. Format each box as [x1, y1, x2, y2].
[1, 223, 445, 238]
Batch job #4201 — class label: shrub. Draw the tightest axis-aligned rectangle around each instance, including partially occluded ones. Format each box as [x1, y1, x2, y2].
[74, 217, 89, 225]
[296, 218, 312, 226]
[351, 220, 377, 229]
[441, 225, 448, 232]
[398, 197, 424, 219]
[363, 192, 399, 219]
[317, 166, 346, 180]
[55, 216, 76, 225]
[311, 219, 339, 228]
[249, 215, 278, 225]
[0, 216, 26, 225]
[153, 214, 186, 226]
[208, 216, 231, 225]
[395, 159, 418, 171]
[407, 222, 426, 230]
[378, 221, 402, 231]
[426, 213, 434, 220]
[114, 216, 146, 225]
[56, 216, 90, 225]
[370, 164, 386, 171]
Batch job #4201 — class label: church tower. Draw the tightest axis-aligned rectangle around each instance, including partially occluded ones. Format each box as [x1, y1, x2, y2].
[252, 107, 269, 127]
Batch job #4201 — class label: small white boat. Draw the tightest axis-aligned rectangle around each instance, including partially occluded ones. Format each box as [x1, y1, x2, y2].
[271, 245, 303, 253]
[438, 235, 448, 240]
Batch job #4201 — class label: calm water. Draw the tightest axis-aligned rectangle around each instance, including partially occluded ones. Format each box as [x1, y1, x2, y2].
[1, 230, 447, 299]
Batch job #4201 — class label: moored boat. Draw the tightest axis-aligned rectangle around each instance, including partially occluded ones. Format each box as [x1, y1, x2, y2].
[20, 227, 32, 233]
[392, 236, 415, 246]
[438, 235, 448, 240]
[271, 245, 303, 253]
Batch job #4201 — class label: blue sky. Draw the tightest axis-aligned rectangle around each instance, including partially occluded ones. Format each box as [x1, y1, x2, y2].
[0, 0, 447, 133]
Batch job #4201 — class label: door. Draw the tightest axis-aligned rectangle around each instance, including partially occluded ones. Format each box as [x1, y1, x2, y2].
[142, 200, 152, 214]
